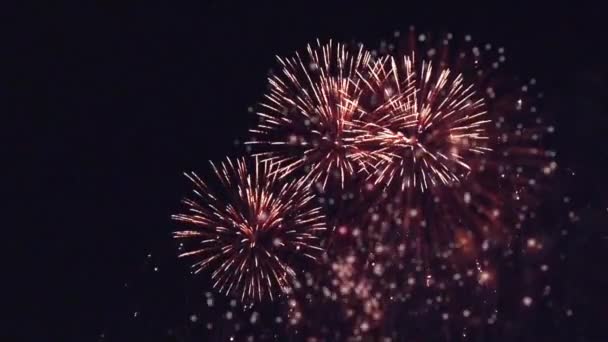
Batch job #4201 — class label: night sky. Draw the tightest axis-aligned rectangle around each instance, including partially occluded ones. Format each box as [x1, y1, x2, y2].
[9, 2, 608, 341]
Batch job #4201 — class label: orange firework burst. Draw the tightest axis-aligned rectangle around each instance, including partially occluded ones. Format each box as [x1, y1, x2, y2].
[358, 51, 492, 192]
[360, 30, 557, 263]
[169, 28, 564, 341]
[246, 41, 374, 189]
[173, 157, 326, 303]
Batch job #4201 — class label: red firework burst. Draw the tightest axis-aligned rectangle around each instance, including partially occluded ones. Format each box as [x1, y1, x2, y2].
[357, 51, 492, 192]
[170, 28, 562, 341]
[361, 29, 557, 263]
[173, 157, 326, 303]
[246, 41, 375, 189]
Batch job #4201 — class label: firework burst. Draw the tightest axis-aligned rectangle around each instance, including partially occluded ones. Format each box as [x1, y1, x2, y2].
[358, 30, 557, 254]
[247, 40, 375, 189]
[277, 31, 558, 339]
[358, 51, 492, 192]
[173, 157, 327, 303]
[170, 28, 563, 341]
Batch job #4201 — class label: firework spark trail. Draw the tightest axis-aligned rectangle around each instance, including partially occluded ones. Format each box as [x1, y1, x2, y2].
[246, 40, 377, 189]
[173, 157, 327, 303]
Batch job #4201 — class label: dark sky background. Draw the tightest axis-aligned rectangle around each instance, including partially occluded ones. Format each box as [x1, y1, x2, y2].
[8, 1, 608, 341]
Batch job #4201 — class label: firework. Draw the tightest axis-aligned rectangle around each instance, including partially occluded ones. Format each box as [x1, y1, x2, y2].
[173, 157, 327, 303]
[169, 28, 563, 341]
[282, 198, 500, 340]
[278, 31, 557, 340]
[358, 51, 491, 192]
[246, 40, 376, 189]
[357, 30, 557, 255]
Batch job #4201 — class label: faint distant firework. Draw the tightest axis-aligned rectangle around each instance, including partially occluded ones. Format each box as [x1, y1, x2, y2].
[358, 29, 558, 263]
[173, 157, 326, 303]
[282, 196, 501, 340]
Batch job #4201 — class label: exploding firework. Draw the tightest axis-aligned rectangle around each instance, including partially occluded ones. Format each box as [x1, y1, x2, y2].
[356, 30, 557, 259]
[357, 30, 555, 193]
[170, 28, 564, 341]
[357, 51, 491, 192]
[276, 30, 558, 340]
[246, 40, 376, 189]
[173, 157, 327, 303]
